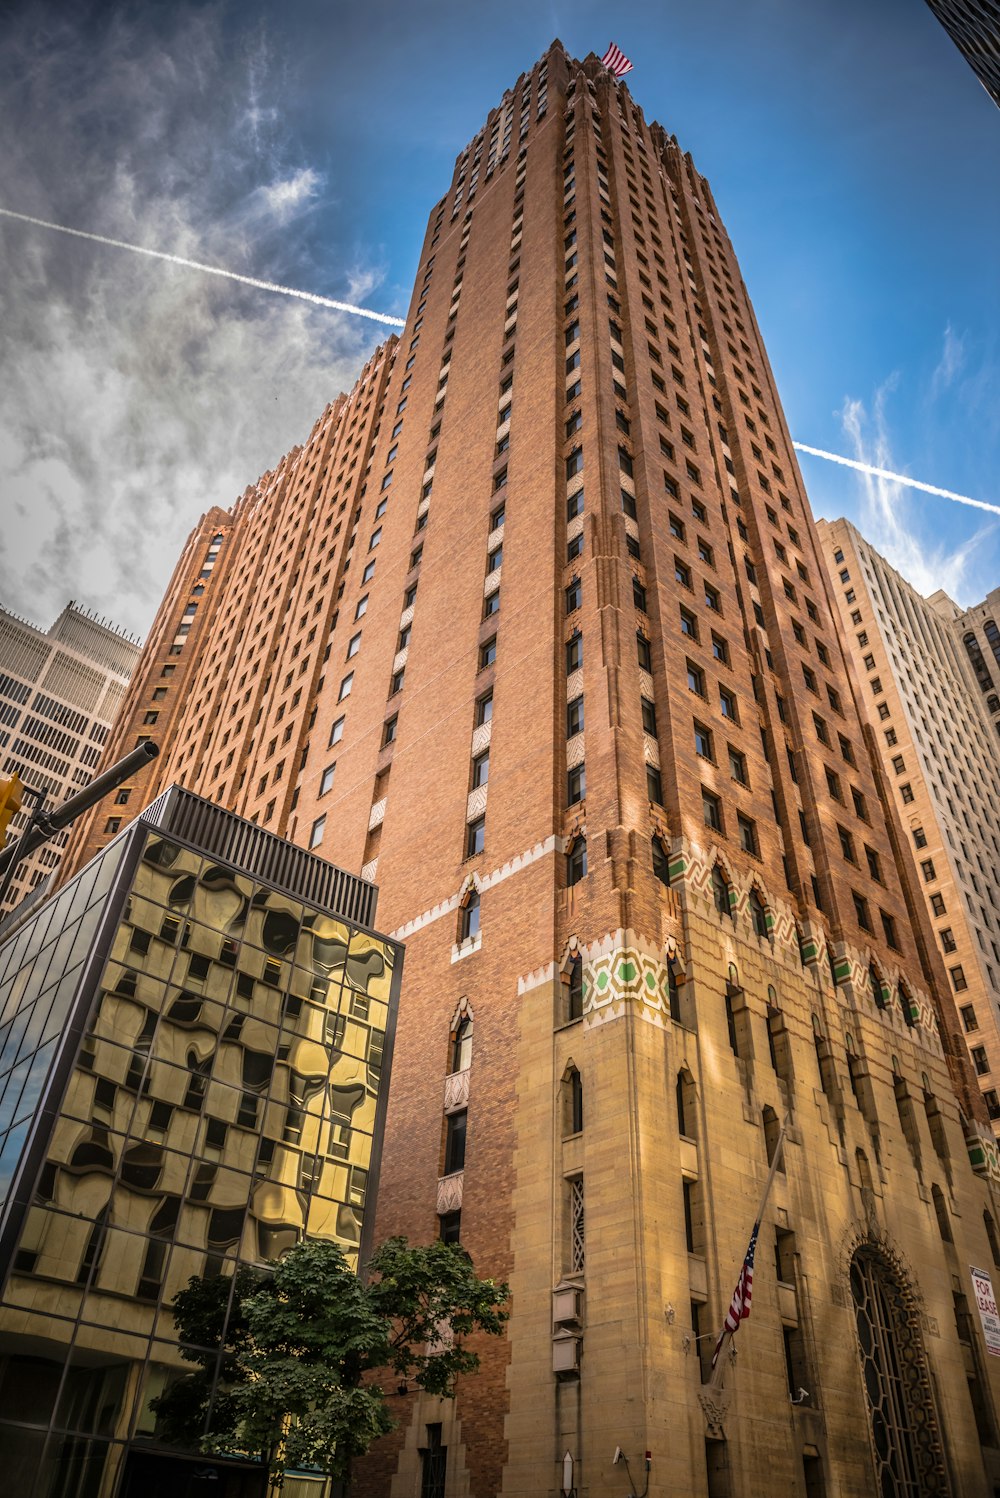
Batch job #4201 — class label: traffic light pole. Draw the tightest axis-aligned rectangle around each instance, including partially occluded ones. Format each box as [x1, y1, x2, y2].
[0, 781, 47, 911]
[0, 740, 159, 909]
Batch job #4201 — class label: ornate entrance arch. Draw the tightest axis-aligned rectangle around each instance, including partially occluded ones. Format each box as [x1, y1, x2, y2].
[849, 1245, 949, 1496]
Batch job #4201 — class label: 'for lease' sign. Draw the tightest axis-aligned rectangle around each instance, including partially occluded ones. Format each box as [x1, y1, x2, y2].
[971, 1266, 1000, 1357]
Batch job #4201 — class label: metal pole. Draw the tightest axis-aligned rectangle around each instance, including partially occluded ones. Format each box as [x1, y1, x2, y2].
[0, 783, 46, 910]
[0, 740, 159, 884]
[707, 1113, 790, 1391]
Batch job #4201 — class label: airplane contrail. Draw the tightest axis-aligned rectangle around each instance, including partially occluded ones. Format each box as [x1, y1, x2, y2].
[792, 442, 1000, 518]
[0, 206, 407, 328]
[2, 207, 996, 520]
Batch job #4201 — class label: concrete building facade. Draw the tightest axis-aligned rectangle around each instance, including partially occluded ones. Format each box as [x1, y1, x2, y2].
[0, 604, 140, 919]
[57, 42, 1000, 1498]
[818, 519, 1000, 1138]
[0, 786, 400, 1498]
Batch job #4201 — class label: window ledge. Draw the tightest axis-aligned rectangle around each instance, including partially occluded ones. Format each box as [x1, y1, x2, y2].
[451, 932, 482, 964]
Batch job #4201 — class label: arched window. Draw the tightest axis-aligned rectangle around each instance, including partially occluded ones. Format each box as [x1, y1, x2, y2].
[985, 619, 1000, 671]
[651, 834, 670, 886]
[748, 887, 769, 940]
[762, 1105, 784, 1172]
[567, 835, 587, 886]
[676, 1068, 695, 1138]
[711, 864, 731, 917]
[964, 631, 995, 693]
[892, 1064, 923, 1174]
[868, 963, 885, 1010]
[451, 1014, 473, 1074]
[898, 981, 915, 1028]
[567, 952, 584, 1021]
[459, 888, 480, 942]
[667, 954, 684, 1023]
[849, 1247, 948, 1496]
[922, 1088, 952, 1185]
[766, 991, 793, 1086]
[794, 922, 807, 968]
[931, 1183, 953, 1243]
[812, 1018, 843, 1140]
[563, 1066, 583, 1136]
[985, 1210, 1000, 1270]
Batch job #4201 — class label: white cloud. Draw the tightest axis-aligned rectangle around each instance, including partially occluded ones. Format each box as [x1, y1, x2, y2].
[251, 166, 323, 225]
[839, 379, 993, 601]
[931, 321, 965, 397]
[0, 6, 385, 638]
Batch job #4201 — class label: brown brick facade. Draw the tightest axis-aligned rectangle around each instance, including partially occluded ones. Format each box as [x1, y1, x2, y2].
[57, 40, 1000, 1498]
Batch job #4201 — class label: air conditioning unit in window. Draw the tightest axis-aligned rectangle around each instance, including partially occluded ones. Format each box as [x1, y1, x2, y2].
[552, 1329, 582, 1376]
[552, 1283, 583, 1328]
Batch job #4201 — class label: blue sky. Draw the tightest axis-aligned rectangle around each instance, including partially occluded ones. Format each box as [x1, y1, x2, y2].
[1, 0, 998, 634]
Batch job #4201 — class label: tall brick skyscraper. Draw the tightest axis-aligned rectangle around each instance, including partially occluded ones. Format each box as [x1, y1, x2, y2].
[55, 42, 1000, 1498]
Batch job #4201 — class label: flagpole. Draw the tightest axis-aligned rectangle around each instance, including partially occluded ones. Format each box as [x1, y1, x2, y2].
[707, 1113, 790, 1391]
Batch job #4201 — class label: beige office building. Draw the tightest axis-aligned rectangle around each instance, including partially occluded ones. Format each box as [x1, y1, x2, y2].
[0, 604, 140, 920]
[818, 519, 1000, 1131]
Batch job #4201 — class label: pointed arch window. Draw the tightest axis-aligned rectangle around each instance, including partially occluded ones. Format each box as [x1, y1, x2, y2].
[676, 1068, 696, 1138]
[667, 957, 682, 1023]
[567, 952, 584, 1021]
[795, 923, 808, 967]
[748, 887, 769, 939]
[459, 888, 480, 941]
[869, 963, 886, 1010]
[984, 1210, 1000, 1270]
[711, 864, 731, 918]
[651, 834, 670, 885]
[898, 981, 916, 1028]
[931, 1183, 953, 1243]
[762, 1105, 785, 1172]
[451, 1014, 473, 1074]
[563, 1065, 583, 1136]
[892, 1064, 923, 1174]
[567, 834, 587, 886]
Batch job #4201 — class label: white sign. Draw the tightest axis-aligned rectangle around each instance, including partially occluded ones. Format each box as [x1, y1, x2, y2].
[971, 1266, 1000, 1357]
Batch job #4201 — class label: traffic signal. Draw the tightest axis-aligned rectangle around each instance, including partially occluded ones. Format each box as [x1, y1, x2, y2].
[0, 773, 23, 846]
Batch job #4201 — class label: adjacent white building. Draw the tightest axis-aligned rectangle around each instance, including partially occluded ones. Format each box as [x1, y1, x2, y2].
[0, 603, 140, 918]
[818, 519, 1000, 1130]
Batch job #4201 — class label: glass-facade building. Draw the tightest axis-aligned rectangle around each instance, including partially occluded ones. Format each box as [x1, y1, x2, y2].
[0, 786, 401, 1498]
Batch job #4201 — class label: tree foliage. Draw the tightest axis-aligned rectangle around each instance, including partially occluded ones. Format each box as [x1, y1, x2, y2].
[151, 1237, 508, 1485]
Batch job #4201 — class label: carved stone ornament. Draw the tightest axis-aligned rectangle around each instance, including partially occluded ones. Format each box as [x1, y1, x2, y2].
[697, 1386, 731, 1439]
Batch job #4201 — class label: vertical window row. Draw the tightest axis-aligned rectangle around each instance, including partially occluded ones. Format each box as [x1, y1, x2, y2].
[438, 1001, 473, 1243]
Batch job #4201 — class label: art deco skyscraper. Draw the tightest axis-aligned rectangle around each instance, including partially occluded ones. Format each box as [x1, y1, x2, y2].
[55, 42, 1000, 1498]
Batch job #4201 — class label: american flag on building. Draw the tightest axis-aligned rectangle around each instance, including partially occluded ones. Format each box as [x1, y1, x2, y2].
[712, 1220, 759, 1367]
[600, 42, 633, 79]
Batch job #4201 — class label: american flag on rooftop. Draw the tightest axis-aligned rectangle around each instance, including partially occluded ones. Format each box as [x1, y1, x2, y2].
[600, 43, 633, 79]
[712, 1220, 759, 1368]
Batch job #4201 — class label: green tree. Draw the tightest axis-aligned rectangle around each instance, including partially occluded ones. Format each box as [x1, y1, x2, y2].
[151, 1237, 508, 1486]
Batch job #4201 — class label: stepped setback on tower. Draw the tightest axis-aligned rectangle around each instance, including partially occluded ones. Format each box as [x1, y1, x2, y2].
[47, 41, 1000, 1498]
